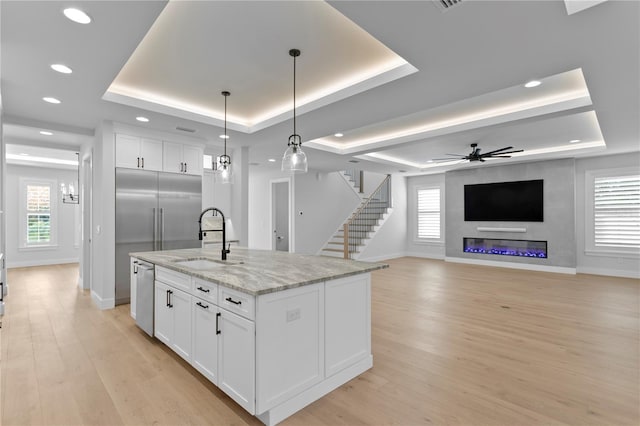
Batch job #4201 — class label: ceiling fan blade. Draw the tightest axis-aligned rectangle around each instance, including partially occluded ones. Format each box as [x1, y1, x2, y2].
[481, 146, 514, 156]
[486, 155, 512, 158]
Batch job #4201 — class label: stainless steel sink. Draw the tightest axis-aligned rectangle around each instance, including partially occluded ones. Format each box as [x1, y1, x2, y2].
[173, 258, 243, 270]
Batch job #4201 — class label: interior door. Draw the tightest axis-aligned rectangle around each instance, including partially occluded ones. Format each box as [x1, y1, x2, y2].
[272, 181, 289, 252]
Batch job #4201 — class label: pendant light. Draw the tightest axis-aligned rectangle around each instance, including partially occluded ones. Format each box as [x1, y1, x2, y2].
[61, 152, 80, 204]
[216, 91, 232, 183]
[282, 49, 308, 174]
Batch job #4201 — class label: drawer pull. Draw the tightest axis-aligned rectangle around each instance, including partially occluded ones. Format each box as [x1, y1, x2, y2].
[225, 297, 242, 305]
[196, 301, 209, 310]
[196, 286, 210, 293]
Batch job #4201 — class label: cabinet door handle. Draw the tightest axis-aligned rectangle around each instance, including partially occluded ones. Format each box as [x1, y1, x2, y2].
[167, 290, 173, 308]
[137, 157, 140, 168]
[196, 301, 209, 310]
[225, 297, 242, 305]
[184, 162, 187, 173]
[216, 312, 221, 335]
[141, 157, 145, 168]
[133, 262, 138, 274]
[196, 286, 210, 293]
[180, 162, 184, 172]
[166, 289, 169, 307]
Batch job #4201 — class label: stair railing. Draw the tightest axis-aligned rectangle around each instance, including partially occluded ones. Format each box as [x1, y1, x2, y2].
[343, 169, 364, 194]
[343, 174, 391, 259]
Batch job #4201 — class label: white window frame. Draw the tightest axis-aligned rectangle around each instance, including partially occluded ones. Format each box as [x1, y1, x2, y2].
[414, 185, 444, 244]
[585, 167, 640, 258]
[19, 177, 59, 250]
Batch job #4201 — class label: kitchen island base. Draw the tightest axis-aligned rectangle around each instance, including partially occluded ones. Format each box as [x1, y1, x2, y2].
[130, 248, 385, 426]
[257, 355, 372, 426]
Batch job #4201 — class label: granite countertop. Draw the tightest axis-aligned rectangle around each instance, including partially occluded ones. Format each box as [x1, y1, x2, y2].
[130, 247, 388, 296]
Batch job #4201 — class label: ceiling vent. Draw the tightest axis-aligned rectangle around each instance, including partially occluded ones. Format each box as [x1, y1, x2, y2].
[432, 0, 463, 12]
[176, 126, 196, 133]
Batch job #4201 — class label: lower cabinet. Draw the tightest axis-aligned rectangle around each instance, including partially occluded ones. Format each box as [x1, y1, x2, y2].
[218, 308, 255, 414]
[192, 297, 219, 384]
[154, 280, 192, 362]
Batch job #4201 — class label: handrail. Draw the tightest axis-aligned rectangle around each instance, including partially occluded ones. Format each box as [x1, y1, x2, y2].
[343, 174, 391, 259]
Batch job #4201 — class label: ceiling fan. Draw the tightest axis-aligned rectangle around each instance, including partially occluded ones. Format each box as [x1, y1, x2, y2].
[433, 143, 524, 163]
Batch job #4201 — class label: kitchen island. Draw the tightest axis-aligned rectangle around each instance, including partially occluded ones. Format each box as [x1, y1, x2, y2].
[129, 247, 387, 425]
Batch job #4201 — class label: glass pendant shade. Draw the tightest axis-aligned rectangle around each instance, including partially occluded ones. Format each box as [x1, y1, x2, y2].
[282, 134, 308, 173]
[216, 154, 233, 184]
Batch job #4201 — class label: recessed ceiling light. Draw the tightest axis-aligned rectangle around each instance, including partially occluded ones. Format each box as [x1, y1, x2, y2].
[334, 133, 344, 138]
[268, 158, 276, 163]
[219, 134, 230, 139]
[63, 8, 92, 24]
[569, 139, 581, 143]
[136, 116, 149, 122]
[40, 131, 53, 136]
[524, 80, 541, 88]
[43, 97, 61, 104]
[51, 64, 73, 74]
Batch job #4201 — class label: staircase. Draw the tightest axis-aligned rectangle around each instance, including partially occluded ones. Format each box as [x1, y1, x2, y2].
[320, 174, 392, 259]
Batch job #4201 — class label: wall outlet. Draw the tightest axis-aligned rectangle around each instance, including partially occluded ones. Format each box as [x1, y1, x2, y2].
[286, 308, 300, 322]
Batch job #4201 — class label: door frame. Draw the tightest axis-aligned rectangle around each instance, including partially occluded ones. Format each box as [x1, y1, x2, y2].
[80, 151, 92, 290]
[269, 177, 294, 252]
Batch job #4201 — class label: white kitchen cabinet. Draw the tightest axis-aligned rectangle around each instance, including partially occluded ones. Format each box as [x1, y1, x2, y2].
[163, 141, 203, 176]
[115, 134, 162, 171]
[192, 297, 219, 384]
[154, 280, 172, 345]
[154, 280, 192, 362]
[219, 308, 255, 415]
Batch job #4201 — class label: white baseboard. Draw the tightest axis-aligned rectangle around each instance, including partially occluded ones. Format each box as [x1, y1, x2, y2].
[577, 266, 640, 279]
[91, 290, 115, 310]
[404, 251, 445, 260]
[7, 258, 79, 268]
[445, 256, 577, 275]
[358, 252, 405, 263]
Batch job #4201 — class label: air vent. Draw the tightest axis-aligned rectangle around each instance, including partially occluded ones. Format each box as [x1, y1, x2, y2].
[432, 0, 463, 12]
[348, 160, 359, 163]
[176, 126, 196, 133]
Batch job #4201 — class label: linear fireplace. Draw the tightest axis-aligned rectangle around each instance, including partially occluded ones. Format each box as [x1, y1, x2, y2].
[463, 237, 547, 258]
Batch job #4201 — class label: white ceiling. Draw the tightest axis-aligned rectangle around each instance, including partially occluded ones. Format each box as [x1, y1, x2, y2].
[1, 0, 638, 175]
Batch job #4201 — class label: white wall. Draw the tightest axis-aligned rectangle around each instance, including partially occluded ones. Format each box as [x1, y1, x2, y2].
[575, 153, 640, 278]
[5, 164, 80, 267]
[406, 173, 446, 259]
[359, 174, 408, 262]
[294, 171, 361, 255]
[248, 167, 294, 250]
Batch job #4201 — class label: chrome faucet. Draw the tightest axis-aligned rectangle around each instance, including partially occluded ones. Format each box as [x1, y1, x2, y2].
[198, 207, 230, 260]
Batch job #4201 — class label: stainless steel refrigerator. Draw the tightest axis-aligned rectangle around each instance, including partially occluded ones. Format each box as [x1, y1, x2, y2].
[115, 168, 202, 305]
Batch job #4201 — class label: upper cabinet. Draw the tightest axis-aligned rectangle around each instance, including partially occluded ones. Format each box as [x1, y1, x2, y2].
[115, 133, 203, 176]
[163, 141, 203, 176]
[115, 134, 163, 171]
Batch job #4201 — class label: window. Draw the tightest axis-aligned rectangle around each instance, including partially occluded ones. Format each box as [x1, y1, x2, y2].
[586, 169, 640, 256]
[19, 178, 58, 248]
[594, 174, 640, 249]
[417, 187, 441, 240]
[27, 184, 51, 243]
[203, 154, 214, 170]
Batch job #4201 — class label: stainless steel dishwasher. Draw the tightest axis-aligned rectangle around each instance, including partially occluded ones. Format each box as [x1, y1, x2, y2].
[135, 261, 155, 336]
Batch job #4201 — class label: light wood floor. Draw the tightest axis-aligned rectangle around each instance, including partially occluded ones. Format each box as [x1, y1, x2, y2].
[1, 259, 638, 425]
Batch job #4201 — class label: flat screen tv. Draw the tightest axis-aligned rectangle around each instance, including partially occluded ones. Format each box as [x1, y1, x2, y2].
[464, 179, 543, 222]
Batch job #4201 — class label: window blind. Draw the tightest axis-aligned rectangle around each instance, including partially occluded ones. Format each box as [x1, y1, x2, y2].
[26, 184, 51, 244]
[417, 188, 440, 239]
[594, 174, 640, 249]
